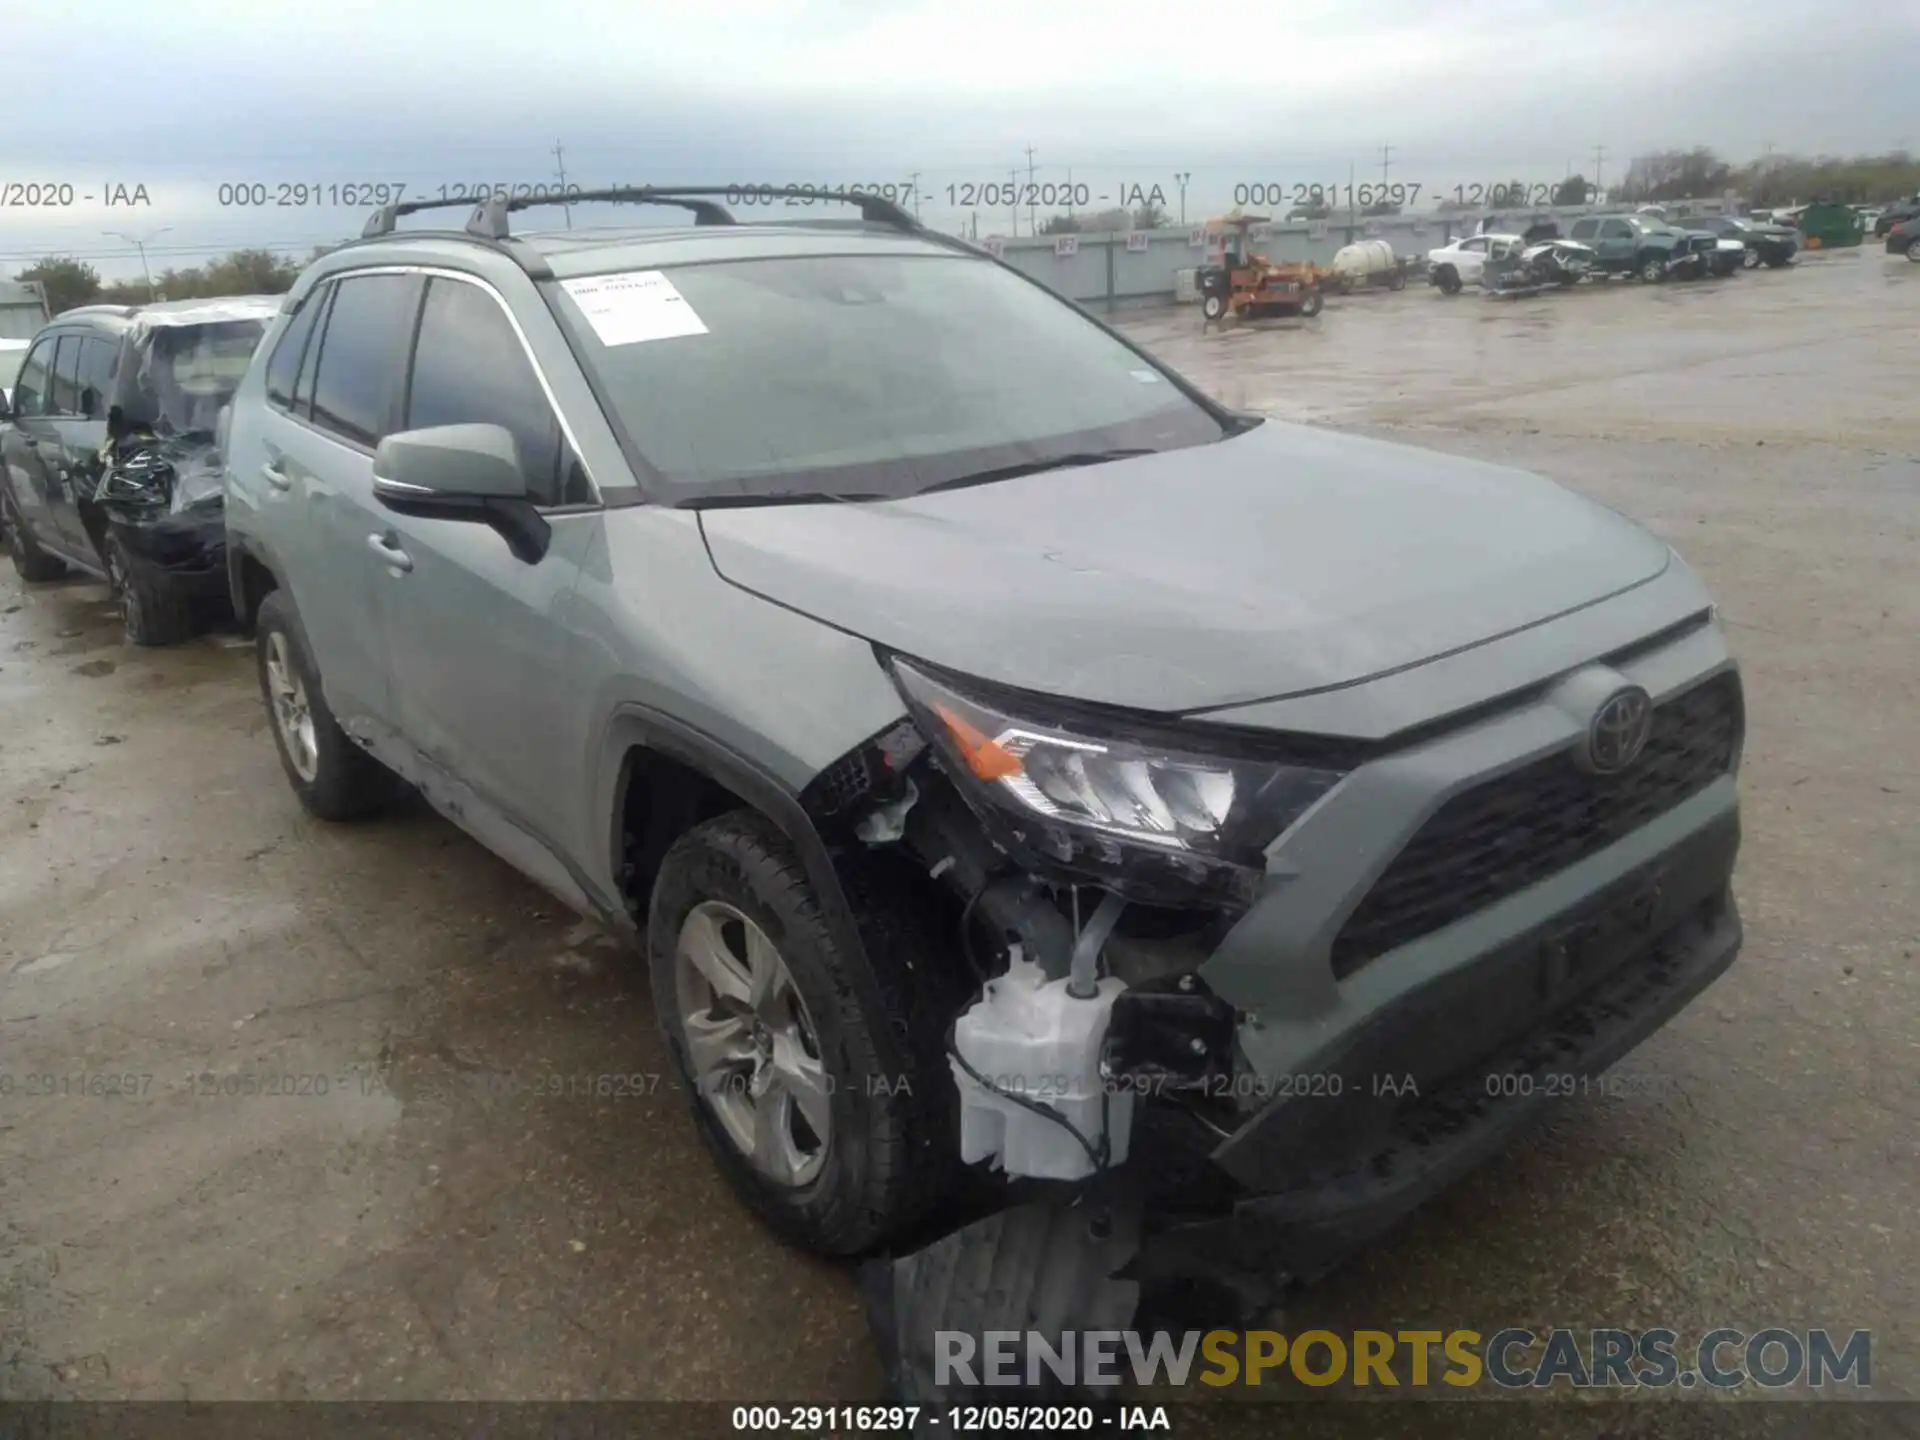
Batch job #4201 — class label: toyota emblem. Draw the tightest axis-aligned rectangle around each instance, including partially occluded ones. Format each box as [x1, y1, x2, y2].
[1583, 686, 1653, 775]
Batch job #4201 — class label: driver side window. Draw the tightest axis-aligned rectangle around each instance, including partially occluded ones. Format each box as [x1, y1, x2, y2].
[1460, 237, 1487, 253]
[1601, 220, 1633, 240]
[11, 337, 54, 416]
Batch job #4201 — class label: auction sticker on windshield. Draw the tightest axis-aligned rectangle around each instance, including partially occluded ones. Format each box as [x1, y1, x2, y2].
[560, 270, 709, 346]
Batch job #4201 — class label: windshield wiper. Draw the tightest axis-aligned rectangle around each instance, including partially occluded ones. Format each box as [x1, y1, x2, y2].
[679, 490, 885, 510]
[913, 448, 1161, 497]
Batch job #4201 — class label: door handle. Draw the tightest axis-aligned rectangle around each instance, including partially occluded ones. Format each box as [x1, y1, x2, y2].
[260, 461, 292, 491]
[368, 532, 413, 572]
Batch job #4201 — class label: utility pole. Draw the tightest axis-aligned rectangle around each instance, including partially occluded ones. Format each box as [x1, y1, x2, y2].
[1024, 145, 1038, 235]
[105, 227, 171, 300]
[552, 142, 573, 228]
[1379, 143, 1394, 187]
[1591, 144, 1608, 199]
[1009, 169, 1020, 237]
[1175, 171, 1191, 224]
[908, 170, 921, 217]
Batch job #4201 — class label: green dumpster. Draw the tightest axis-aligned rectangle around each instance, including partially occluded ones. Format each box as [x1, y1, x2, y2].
[1797, 201, 1865, 250]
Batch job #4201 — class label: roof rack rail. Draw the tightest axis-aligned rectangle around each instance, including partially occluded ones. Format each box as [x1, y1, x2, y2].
[462, 185, 921, 241]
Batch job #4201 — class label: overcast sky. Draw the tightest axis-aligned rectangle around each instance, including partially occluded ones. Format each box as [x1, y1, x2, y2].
[3, 0, 1913, 278]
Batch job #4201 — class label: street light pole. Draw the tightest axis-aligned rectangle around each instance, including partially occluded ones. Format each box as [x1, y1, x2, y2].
[105, 227, 172, 300]
[1175, 172, 1191, 224]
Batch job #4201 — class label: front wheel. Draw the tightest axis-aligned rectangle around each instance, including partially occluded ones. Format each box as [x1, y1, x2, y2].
[1434, 265, 1462, 295]
[1299, 290, 1324, 318]
[106, 533, 195, 647]
[1201, 293, 1225, 321]
[1638, 254, 1669, 283]
[648, 811, 967, 1256]
[1906, 239, 1920, 264]
[1741, 247, 1762, 269]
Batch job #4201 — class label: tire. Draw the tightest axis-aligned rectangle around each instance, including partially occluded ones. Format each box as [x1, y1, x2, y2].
[1299, 290, 1324, 318]
[1201, 294, 1225, 321]
[1906, 239, 1920, 264]
[105, 533, 195, 647]
[1387, 267, 1407, 291]
[254, 589, 404, 821]
[1434, 265, 1461, 295]
[2, 486, 66, 583]
[1765, 253, 1792, 268]
[648, 810, 967, 1257]
[1638, 253, 1669, 283]
[1742, 247, 1762, 269]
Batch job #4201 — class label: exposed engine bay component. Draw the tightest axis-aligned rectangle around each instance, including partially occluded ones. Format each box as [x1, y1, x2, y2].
[1101, 974, 1239, 1095]
[950, 953, 1134, 1181]
[1482, 239, 1597, 295]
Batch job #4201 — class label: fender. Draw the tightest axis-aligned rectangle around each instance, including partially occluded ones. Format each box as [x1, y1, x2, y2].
[599, 703, 895, 1014]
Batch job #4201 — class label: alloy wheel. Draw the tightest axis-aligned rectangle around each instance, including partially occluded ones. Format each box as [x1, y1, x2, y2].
[264, 631, 319, 782]
[675, 899, 831, 1187]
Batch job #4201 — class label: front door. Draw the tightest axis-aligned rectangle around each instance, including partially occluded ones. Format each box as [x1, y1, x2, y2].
[1, 335, 64, 550]
[373, 272, 598, 894]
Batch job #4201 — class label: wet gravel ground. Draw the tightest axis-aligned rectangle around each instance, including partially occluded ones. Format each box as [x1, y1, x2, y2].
[1, 252, 1915, 1431]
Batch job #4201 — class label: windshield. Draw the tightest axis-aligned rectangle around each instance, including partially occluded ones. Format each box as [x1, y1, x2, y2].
[546, 253, 1228, 503]
[121, 319, 268, 436]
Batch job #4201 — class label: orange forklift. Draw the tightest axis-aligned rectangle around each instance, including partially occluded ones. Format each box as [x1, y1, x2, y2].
[1196, 214, 1327, 324]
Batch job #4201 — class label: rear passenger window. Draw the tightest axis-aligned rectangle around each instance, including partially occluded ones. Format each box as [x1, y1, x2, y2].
[404, 277, 575, 506]
[48, 335, 83, 416]
[77, 338, 117, 418]
[265, 292, 321, 410]
[307, 274, 421, 446]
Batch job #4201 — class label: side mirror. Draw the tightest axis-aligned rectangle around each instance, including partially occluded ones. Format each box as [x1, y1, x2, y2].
[372, 423, 550, 564]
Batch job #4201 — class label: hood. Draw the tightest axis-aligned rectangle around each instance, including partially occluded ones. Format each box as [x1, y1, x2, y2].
[696, 423, 1673, 715]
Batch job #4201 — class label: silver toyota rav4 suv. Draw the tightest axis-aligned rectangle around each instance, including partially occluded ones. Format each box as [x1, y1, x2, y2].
[223, 188, 1743, 1272]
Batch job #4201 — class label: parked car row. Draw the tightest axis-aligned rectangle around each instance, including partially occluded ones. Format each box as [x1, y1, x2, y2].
[1424, 210, 1798, 297]
[1, 187, 1748, 1323]
[0, 298, 280, 643]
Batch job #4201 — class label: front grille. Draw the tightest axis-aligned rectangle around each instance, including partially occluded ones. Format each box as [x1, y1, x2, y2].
[1330, 671, 1742, 979]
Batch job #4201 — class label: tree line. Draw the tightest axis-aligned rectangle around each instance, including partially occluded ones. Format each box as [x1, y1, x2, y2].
[1611, 148, 1920, 206]
[13, 246, 336, 319]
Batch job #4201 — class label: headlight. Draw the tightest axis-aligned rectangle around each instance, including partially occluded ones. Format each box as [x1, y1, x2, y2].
[888, 657, 1348, 906]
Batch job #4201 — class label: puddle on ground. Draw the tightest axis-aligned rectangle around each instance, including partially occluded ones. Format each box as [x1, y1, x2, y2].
[71, 660, 116, 678]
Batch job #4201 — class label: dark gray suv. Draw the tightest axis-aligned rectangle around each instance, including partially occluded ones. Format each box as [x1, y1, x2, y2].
[222, 188, 1744, 1270]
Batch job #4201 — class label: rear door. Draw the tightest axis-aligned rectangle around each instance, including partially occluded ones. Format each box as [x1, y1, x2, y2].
[59, 335, 117, 553]
[41, 332, 98, 552]
[260, 271, 423, 739]
[373, 271, 600, 889]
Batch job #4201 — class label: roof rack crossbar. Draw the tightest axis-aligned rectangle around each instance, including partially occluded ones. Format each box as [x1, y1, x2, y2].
[465, 188, 737, 239]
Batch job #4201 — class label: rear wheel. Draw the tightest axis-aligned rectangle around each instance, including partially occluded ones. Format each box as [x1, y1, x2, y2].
[2, 487, 66, 582]
[1299, 289, 1324, 318]
[254, 590, 405, 821]
[1387, 267, 1407, 291]
[1201, 293, 1225, 321]
[1905, 239, 1920, 263]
